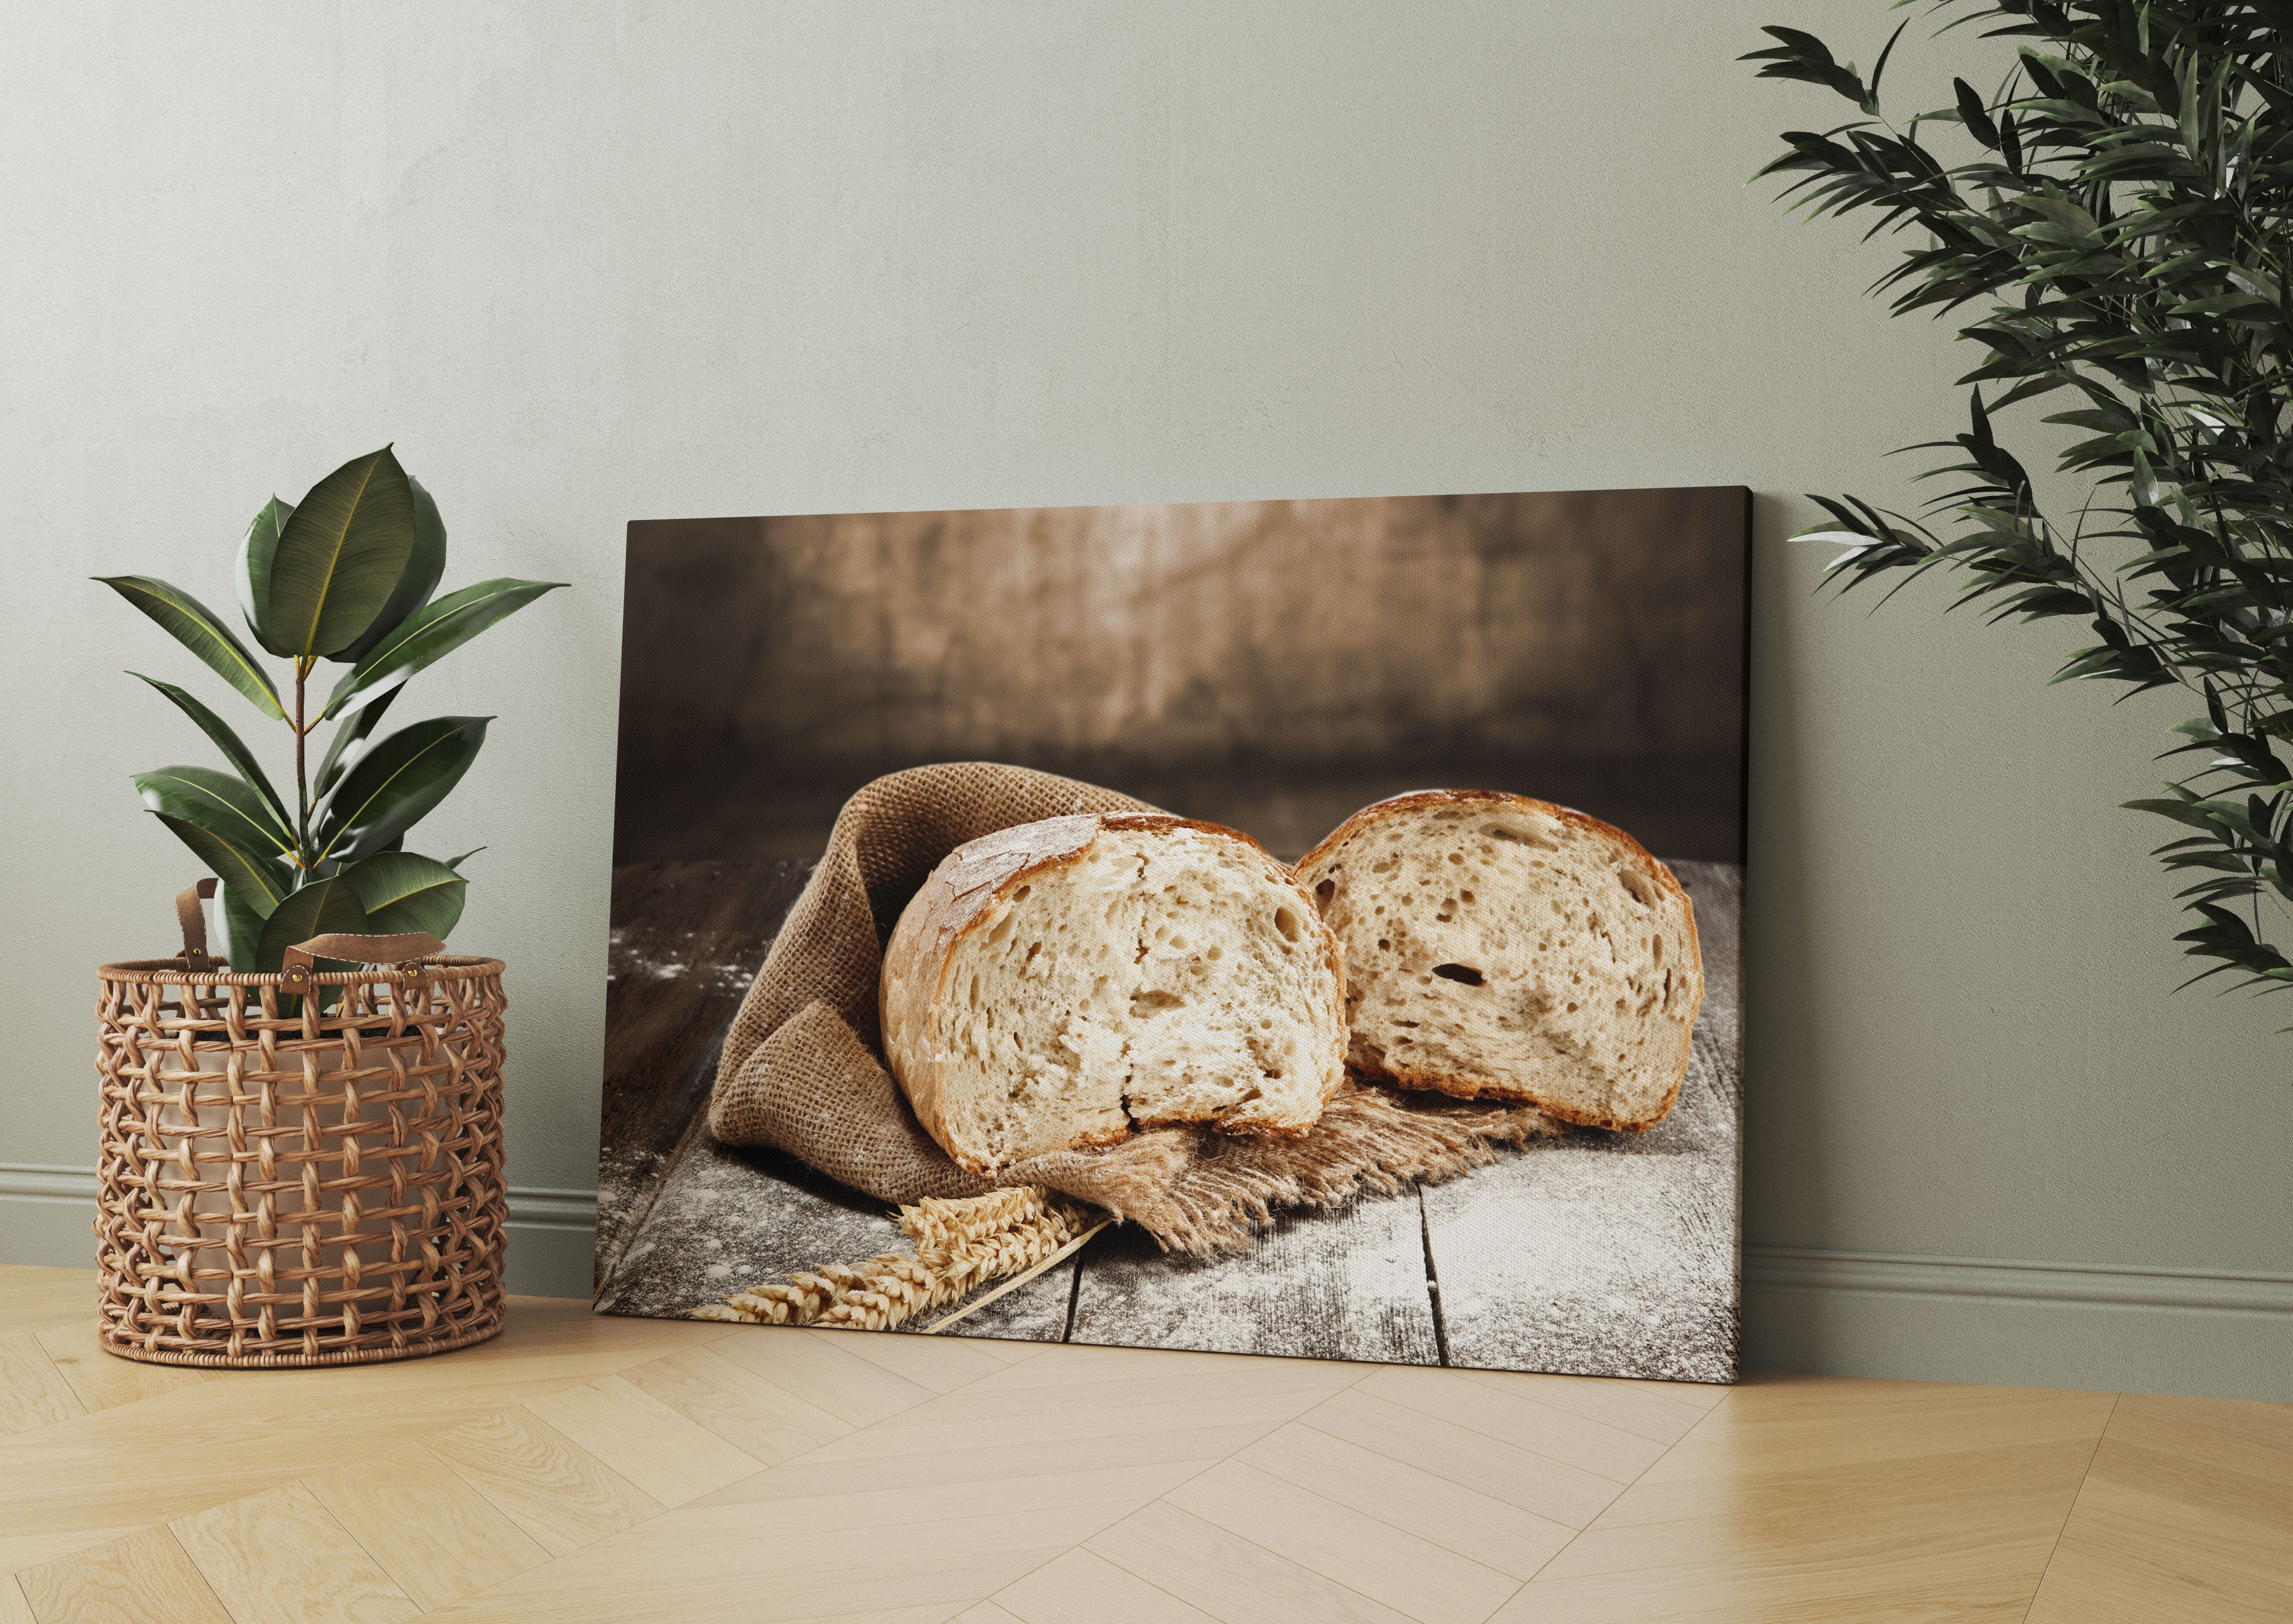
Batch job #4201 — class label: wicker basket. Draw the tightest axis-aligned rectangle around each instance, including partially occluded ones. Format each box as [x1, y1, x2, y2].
[92, 884, 510, 1367]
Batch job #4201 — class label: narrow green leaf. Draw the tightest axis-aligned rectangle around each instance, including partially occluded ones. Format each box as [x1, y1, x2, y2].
[235, 496, 295, 656]
[254, 876, 371, 977]
[313, 716, 491, 863]
[311, 684, 402, 801]
[130, 674, 290, 829]
[149, 814, 289, 916]
[341, 850, 467, 939]
[334, 474, 449, 665]
[96, 577, 286, 720]
[268, 446, 417, 659]
[135, 765, 295, 856]
[444, 846, 484, 871]
[320, 578, 567, 722]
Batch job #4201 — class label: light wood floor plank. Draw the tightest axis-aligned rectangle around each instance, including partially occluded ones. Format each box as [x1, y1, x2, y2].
[964, 1337, 1045, 1367]
[1497, 1535, 2062, 1624]
[1237, 1421, 1571, 1581]
[1550, 1457, 2093, 1587]
[1451, 1368, 1722, 1446]
[170, 1482, 417, 1624]
[0, 1336, 84, 1436]
[1357, 1366, 1666, 1485]
[0, 1269, 101, 1338]
[17, 1526, 233, 1624]
[687, 1461, 1200, 1547]
[2024, 1435, 2293, 1623]
[815, 1329, 1014, 1394]
[2103, 1390, 2293, 1484]
[421, 1408, 665, 1556]
[712, 1326, 938, 1429]
[34, 1330, 212, 1415]
[0, 1525, 152, 1578]
[304, 1441, 553, 1610]
[1089, 1499, 1415, 1624]
[420, 1493, 1131, 1621]
[1, 1576, 30, 1624]
[1297, 1389, 1626, 1528]
[423, 1544, 1066, 1623]
[995, 1548, 1219, 1624]
[1515, 1385, 2107, 1623]
[1166, 1458, 1520, 1624]
[923, 1362, 1359, 1418]
[618, 1344, 855, 1466]
[524, 1375, 767, 1505]
[1558, 1440, 2096, 1580]
[697, 1425, 1250, 1508]
[953, 1603, 1027, 1624]
[1636, 1375, 2115, 1483]
[964, 1342, 1350, 1392]
[802, 1390, 1326, 1465]
[0, 1298, 727, 1549]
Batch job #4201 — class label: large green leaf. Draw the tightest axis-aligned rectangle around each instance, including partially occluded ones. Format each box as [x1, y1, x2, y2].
[268, 446, 416, 660]
[215, 882, 268, 972]
[319, 577, 566, 722]
[312, 715, 490, 863]
[96, 577, 285, 719]
[131, 673, 290, 829]
[150, 814, 290, 917]
[341, 851, 467, 939]
[254, 875, 371, 977]
[235, 496, 295, 656]
[135, 765, 295, 857]
[333, 475, 449, 665]
[311, 683, 401, 800]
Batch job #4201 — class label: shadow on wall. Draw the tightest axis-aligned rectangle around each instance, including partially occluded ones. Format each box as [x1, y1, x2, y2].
[615, 489, 1748, 863]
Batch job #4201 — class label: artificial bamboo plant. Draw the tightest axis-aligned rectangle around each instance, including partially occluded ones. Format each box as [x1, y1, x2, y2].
[100, 446, 563, 971]
[1747, 2, 2293, 1006]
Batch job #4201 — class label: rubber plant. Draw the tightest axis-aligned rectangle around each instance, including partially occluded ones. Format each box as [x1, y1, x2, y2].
[1746, 2, 2293, 1005]
[100, 447, 564, 971]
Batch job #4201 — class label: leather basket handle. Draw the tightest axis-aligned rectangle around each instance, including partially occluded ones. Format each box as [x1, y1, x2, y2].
[176, 880, 219, 972]
[280, 932, 447, 988]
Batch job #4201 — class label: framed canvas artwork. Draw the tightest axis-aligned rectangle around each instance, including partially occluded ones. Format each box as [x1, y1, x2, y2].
[596, 489, 1746, 1381]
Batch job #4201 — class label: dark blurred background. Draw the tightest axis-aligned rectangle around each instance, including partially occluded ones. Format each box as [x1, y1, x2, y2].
[613, 489, 1748, 865]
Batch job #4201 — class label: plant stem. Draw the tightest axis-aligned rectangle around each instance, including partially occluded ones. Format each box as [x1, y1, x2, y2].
[294, 658, 309, 863]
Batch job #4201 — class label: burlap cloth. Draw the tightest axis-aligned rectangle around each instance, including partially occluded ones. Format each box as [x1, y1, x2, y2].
[708, 762, 1561, 1253]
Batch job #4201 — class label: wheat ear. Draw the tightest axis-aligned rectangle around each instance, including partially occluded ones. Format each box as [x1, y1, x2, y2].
[690, 1185, 1096, 1331]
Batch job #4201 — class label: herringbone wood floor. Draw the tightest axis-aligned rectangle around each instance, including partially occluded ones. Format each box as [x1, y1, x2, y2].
[1, 1265, 2285, 1623]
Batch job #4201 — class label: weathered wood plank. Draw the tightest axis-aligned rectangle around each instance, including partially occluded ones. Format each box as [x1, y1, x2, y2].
[1070, 1188, 1440, 1365]
[595, 859, 810, 1279]
[1422, 859, 1742, 1381]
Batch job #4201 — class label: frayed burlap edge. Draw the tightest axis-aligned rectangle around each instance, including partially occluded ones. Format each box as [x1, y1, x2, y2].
[1008, 1084, 1561, 1254]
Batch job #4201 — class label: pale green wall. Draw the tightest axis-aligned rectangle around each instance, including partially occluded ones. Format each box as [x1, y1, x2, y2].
[4, 2, 2286, 1399]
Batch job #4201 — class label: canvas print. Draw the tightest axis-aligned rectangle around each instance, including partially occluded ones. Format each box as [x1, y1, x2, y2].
[597, 490, 1747, 1381]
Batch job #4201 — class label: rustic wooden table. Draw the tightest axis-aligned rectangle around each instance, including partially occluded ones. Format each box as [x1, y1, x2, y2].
[594, 859, 1742, 1380]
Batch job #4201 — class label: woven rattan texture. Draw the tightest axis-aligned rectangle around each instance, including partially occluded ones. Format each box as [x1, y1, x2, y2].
[92, 956, 509, 1367]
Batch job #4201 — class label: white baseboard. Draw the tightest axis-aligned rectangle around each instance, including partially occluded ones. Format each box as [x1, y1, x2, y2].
[8, 1165, 2286, 1397]
[1741, 1243, 2292, 1402]
[1743, 1244, 2293, 1314]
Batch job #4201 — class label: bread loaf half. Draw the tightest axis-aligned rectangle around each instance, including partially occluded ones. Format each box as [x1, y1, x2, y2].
[1294, 790, 1701, 1131]
[881, 812, 1347, 1174]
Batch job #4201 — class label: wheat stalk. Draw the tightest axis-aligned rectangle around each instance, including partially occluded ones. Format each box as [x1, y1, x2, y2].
[690, 1185, 1095, 1331]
